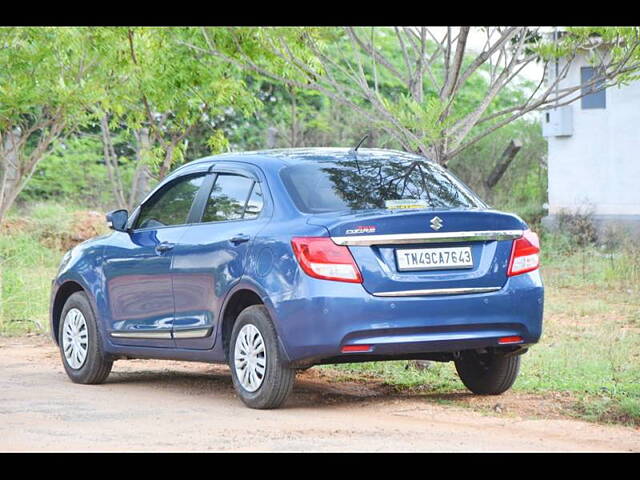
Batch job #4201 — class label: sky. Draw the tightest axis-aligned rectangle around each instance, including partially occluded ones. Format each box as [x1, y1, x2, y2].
[425, 26, 550, 82]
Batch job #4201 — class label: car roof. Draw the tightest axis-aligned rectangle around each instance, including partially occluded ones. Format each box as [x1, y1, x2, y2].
[174, 147, 433, 173]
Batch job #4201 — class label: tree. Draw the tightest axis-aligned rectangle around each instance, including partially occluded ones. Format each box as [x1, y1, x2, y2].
[97, 27, 259, 210]
[20, 135, 121, 208]
[0, 27, 108, 223]
[186, 27, 640, 166]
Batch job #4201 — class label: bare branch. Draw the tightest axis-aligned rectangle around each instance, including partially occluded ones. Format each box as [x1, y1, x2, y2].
[440, 27, 469, 99]
[447, 59, 640, 160]
[345, 27, 406, 82]
[456, 27, 519, 89]
[394, 26, 413, 87]
[187, 26, 640, 166]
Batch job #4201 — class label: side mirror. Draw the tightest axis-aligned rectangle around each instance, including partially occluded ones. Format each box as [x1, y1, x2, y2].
[106, 209, 129, 232]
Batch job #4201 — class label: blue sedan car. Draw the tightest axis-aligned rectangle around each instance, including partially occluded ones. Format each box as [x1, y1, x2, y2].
[50, 148, 543, 409]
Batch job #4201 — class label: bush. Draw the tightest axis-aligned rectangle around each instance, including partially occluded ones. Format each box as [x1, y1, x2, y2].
[555, 208, 598, 246]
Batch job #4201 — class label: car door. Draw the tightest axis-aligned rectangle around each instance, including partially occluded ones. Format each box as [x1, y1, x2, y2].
[170, 164, 271, 349]
[102, 171, 207, 348]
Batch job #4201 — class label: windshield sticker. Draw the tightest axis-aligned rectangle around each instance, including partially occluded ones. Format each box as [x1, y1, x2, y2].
[384, 199, 430, 210]
[345, 225, 376, 235]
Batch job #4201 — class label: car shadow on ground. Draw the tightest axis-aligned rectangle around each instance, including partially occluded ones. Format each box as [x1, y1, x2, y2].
[103, 363, 476, 410]
[106, 367, 235, 396]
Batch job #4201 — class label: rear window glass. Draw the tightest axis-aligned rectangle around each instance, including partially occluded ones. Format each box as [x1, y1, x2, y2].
[280, 157, 485, 213]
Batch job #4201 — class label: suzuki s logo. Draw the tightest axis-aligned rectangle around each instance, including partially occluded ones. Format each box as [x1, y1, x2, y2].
[430, 216, 443, 231]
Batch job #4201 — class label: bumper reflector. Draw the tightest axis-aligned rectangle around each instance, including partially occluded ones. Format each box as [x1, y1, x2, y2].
[498, 336, 523, 344]
[341, 345, 372, 353]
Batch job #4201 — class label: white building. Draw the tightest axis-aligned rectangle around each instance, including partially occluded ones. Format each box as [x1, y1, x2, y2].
[542, 47, 640, 234]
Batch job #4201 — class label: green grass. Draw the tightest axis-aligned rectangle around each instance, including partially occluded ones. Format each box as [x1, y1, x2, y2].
[324, 359, 461, 392]
[0, 231, 60, 334]
[0, 202, 76, 335]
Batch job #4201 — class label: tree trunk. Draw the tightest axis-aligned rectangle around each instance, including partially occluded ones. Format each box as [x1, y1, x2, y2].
[157, 142, 175, 181]
[0, 120, 64, 224]
[485, 139, 522, 190]
[128, 128, 153, 210]
[290, 91, 298, 147]
[0, 129, 21, 215]
[427, 139, 447, 166]
[0, 128, 22, 224]
[99, 115, 127, 210]
[265, 126, 278, 148]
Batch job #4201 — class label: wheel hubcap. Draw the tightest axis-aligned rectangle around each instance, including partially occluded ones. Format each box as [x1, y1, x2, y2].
[62, 308, 88, 370]
[234, 324, 266, 392]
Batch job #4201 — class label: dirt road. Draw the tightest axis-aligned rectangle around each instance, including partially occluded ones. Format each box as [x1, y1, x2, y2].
[1, 336, 638, 452]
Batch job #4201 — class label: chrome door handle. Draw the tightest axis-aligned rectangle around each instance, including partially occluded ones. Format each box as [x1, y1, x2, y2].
[229, 234, 250, 245]
[155, 242, 175, 253]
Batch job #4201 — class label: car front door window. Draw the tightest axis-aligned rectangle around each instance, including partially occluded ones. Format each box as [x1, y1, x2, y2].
[135, 174, 205, 230]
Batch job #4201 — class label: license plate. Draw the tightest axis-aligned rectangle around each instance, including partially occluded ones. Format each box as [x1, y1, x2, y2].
[395, 246, 473, 271]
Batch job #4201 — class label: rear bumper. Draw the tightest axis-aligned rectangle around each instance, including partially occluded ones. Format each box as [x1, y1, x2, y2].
[269, 270, 544, 366]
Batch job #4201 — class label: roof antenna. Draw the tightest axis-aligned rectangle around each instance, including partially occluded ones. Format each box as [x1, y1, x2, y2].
[350, 134, 369, 154]
[349, 134, 368, 174]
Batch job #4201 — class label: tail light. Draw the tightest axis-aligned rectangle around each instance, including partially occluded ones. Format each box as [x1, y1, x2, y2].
[291, 237, 362, 283]
[507, 229, 540, 277]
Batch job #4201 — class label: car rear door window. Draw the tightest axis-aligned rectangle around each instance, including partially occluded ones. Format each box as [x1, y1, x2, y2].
[134, 174, 205, 229]
[202, 174, 257, 223]
[244, 182, 264, 219]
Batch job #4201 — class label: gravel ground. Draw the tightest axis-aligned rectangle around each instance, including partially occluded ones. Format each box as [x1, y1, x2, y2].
[1, 336, 638, 452]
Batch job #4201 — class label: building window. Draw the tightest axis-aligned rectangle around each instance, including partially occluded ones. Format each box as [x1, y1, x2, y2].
[581, 67, 606, 109]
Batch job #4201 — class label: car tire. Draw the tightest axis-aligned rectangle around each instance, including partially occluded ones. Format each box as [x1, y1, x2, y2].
[454, 350, 520, 395]
[229, 305, 295, 409]
[58, 291, 113, 384]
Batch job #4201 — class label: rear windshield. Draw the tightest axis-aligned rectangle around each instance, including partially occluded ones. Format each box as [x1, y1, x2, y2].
[280, 157, 485, 213]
